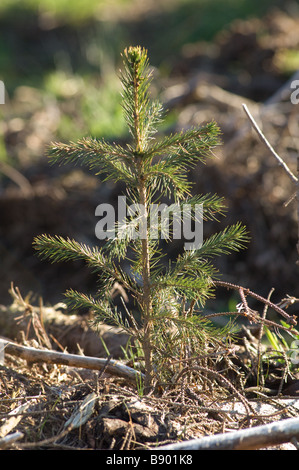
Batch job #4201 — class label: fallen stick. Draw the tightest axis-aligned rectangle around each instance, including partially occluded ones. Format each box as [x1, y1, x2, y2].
[0, 340, 143, 385]
[0, 432, 24, 450]
[157, 416, 299, 450]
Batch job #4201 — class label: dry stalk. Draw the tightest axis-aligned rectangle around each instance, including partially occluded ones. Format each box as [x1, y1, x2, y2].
[277, 349, 291, 396]
[256, 288, 275, 387]
[10, 283, 52, 349]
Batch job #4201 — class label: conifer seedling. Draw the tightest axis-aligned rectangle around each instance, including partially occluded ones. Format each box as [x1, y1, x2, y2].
[34, 47, 248, 393]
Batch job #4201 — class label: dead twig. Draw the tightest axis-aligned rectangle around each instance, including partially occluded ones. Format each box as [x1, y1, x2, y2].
[213, 280, 297, 327]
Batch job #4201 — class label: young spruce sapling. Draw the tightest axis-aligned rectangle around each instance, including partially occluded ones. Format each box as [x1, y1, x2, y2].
[34, 47, 249, 393]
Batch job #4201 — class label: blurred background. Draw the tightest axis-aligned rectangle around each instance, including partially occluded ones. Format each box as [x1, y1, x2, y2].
[0, 0, 299, 318]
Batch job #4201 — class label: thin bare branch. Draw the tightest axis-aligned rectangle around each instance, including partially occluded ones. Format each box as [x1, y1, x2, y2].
[242, 103, 298, 184]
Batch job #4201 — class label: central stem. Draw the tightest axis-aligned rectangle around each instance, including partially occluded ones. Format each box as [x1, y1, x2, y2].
[139, 173, 153, 393]
[130, 49, 153, 393]
[133, 62, 142, 154]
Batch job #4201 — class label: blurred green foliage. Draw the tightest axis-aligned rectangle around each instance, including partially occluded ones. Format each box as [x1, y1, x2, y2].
[0, 0, 284, 140]
[0, 0, 130, 23]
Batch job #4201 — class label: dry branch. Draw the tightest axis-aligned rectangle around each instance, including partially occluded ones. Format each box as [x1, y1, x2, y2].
[0, 432, 24, 450]
[0, 340, 143, 384]
[157, 416, 299, 450]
